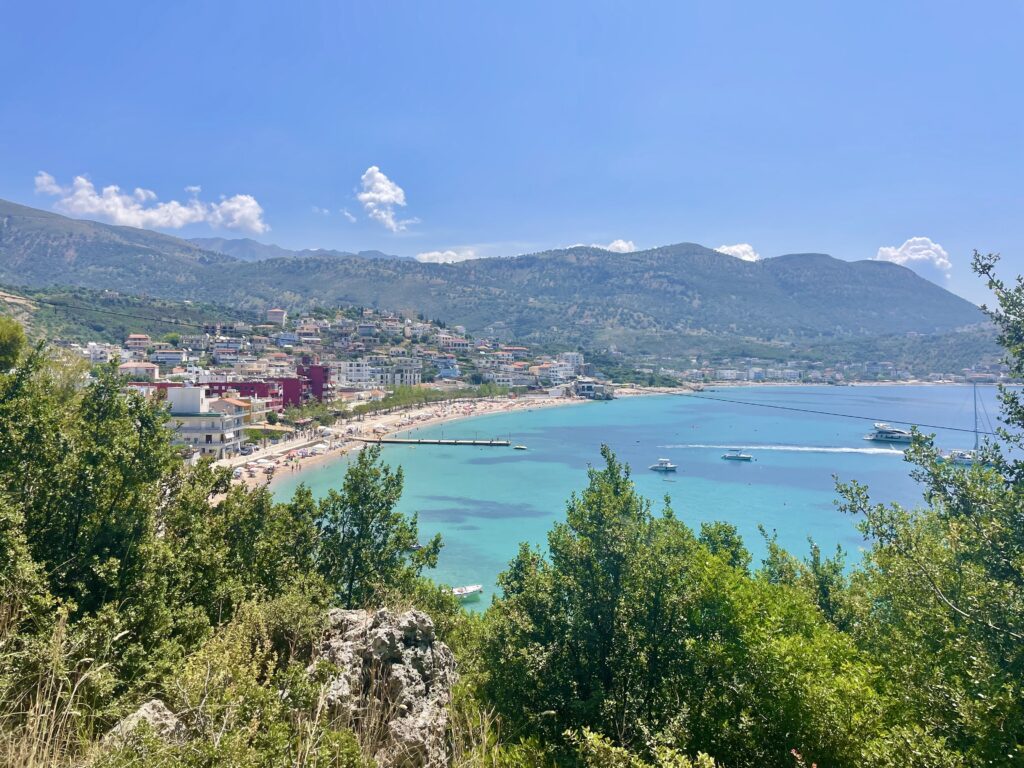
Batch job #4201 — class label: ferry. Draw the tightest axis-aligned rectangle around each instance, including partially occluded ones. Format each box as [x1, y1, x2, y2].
[452, 584, 483, 600]
[721, 449, 753, 462]
[864, 423, 913, 444]
[649, 458, 677, 472]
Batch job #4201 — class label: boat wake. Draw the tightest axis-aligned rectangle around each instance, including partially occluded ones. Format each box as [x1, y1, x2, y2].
[659, 443, 904, 455]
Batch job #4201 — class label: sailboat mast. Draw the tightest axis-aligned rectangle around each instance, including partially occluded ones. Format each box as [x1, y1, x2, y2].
[973, 381, 979, 452]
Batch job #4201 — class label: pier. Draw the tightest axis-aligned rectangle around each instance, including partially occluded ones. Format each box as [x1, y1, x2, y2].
[357, 437, 511, 447]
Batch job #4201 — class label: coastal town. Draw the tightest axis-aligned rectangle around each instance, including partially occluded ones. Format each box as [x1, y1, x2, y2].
[47, 302, 1011, 476]
[55, 306, 615, 469]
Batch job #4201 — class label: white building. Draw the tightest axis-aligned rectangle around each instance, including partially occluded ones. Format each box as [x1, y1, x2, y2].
[150, 349, 187, 366]
[558, 351, 585, 373]
[118, 361, 159, 381]
[166, 387, 243, 459]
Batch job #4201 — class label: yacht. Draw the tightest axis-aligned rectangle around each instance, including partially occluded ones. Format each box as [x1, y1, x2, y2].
[864, 423, 913, 444]
[649, 458, 677, 472]
[452, 584, 483, 600]
[721, 449, 753, 462]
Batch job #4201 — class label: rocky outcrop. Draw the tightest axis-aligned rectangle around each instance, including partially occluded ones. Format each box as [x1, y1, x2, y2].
[315, 608, 457, 768]
[105, 698, 184, 744]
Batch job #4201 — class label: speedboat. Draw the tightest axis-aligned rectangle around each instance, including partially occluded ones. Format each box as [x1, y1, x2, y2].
[864, 423, 913, 443]
[513, 444, 528, 450]
[721, 449, 753, 462]
[452, 584, 483, 600]
[649, 458, 677, 472]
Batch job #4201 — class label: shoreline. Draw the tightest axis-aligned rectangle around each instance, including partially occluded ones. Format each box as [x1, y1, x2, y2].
[239, 380, 998, 493]
[247, 392, 594, 493]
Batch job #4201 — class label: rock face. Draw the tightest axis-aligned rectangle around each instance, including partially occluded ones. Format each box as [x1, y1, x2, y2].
[105, 698, 184, 744]
[315, 608, 458, 768]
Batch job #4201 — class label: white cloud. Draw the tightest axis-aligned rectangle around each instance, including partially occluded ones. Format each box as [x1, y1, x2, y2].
[341, 208, 356, 223]
[416, 247, 478, 264]
[184, 185, 202, 196]
[312, 206, 331, 216]
[596, 239, 636, 253]
[357, 165, 416, 232]
[569, 239, 638, 253]
[35, 171, 269, 234]
[34, 171, 63, 195]
[874, 236, 952, 277]
[715, 243, 761, 262]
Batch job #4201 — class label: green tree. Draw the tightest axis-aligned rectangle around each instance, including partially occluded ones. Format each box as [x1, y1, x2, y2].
[698, 520, 751, 571]
[0, 316, 26, 370]
[315, 445, 441, 608]
[832, 251, 1024, 766]
[482, 446, 879, 766]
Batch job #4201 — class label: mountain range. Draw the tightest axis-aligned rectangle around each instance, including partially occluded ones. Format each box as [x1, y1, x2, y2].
[188, 237, 407, 262]
[0, 198, 989, 361]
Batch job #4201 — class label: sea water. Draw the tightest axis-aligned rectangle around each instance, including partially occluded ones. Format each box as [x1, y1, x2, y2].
[272, 385, 1003, 601]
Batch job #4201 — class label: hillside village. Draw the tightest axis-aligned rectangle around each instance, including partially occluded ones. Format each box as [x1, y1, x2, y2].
[57, 306, 614, 461]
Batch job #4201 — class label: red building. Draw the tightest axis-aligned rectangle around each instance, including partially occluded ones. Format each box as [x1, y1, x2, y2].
[296, 362, 334, 402]
[267, 376, 310, 408]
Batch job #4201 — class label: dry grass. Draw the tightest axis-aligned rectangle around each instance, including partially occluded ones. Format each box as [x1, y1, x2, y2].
[0, 604, 105, 768]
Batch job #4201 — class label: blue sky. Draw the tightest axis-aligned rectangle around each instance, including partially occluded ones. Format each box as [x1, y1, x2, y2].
[1, 1, 1021, 302]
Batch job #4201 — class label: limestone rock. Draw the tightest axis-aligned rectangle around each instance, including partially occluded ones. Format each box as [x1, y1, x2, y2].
[315, 608, 457, 767]
[105, 698, 184, 744]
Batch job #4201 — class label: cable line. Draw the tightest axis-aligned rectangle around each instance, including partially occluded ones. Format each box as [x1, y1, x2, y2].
[661, 389, 1000, 436]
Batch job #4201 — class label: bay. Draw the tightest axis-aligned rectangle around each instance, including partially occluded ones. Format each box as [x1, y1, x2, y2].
[272, 384, 1003, 602]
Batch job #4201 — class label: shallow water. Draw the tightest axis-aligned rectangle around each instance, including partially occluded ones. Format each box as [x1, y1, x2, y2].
[273, 385, 1003, 603]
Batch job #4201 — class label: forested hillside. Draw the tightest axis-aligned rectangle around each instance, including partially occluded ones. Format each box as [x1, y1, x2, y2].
[0, 200, 988, 363]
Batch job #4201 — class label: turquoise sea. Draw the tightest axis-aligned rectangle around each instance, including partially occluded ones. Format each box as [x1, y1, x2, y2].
[272, 385, 1002, 602]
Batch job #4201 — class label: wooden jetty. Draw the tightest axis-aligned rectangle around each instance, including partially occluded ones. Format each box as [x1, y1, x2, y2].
[357, 437, 511, 447]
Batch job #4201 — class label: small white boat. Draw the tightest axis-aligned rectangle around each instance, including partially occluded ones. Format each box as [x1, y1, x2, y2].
[649, 458, 677, 472]
[452, 584, 483, 600]
[864, 423, 913, 444]
[721, 449, 753, 462]
[940, 449, 978, 467]
[513, 444, 528, 450]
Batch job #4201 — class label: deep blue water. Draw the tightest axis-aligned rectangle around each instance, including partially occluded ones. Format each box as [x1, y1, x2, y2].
[273, 385, 1002, 603]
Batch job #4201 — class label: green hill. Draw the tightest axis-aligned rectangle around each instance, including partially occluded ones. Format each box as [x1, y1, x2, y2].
[0, 199, 989, 360]
[0, 283, 254, 344]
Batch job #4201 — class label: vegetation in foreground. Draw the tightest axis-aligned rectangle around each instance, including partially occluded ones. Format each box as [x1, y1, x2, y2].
[0, 253, 1022, 766]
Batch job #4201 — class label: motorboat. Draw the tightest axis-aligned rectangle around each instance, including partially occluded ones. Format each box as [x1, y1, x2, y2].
[721, 449, 753, 462]
[864, 423, 913, 443]
[452, 584, 483, 600]
[513, 444, 528, 450]
[649, 458, 677, 472]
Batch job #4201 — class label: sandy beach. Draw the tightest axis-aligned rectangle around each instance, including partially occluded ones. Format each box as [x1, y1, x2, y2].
[228, 392, 595, 493]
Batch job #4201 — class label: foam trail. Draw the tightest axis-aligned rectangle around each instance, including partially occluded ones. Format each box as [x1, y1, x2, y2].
[659, 443, 905, 455]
